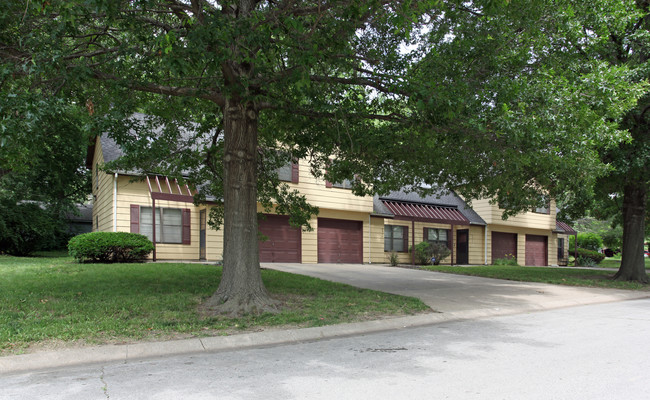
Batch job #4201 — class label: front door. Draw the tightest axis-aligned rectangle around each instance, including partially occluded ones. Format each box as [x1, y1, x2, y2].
[199, 209, 206, 260]
[456, 229, 469, 264]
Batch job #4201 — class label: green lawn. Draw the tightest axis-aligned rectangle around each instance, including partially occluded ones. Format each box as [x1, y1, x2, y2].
[423, 264, 649, 290]
[597, 257, 650, 269]
[0, 254, 429, 355]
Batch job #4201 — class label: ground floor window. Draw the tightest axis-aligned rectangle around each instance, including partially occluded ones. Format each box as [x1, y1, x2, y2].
[424, 228, 449, 247]
[385, 225, 408, 252]
[140, 207, 183, 243]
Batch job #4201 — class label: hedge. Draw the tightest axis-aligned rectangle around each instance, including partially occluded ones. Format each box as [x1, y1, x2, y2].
[68, 232, 154, 263]
[569, 247, 605, 265]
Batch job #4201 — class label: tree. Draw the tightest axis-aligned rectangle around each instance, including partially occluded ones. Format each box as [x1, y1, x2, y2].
[1, 0, 645, 313]
[581, 1, 650, 283]
[0, 88, 91, 254]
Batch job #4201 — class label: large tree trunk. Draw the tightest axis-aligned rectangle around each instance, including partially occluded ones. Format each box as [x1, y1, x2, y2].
[614, 182, 649, 283]
[200, 99, 278, 315]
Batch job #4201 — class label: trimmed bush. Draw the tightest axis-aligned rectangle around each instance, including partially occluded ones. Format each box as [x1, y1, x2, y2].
[68, 232, 154, 263]
[569, 232, 604, 251]
[571, 247, 605, 265]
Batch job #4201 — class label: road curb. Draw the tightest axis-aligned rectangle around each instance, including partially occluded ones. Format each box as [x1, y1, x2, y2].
[3, 294, 649, 375]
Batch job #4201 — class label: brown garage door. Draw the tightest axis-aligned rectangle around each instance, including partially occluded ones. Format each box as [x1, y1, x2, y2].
[318, 218, 363, 263]
[525, 235, 548, 266]
[492, 232, 517, 261]
[259, 215, 301, 263]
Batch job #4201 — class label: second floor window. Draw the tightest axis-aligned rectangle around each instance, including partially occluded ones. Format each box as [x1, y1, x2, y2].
[140, 207, 183, 243]
[385, 225, 408, 252]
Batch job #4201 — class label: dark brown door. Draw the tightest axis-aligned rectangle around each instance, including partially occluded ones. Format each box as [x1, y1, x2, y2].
[258, 215, 301, 263]
[492, 232, 517, 261]
[525, 235, 548, 266]
[318, 218, 363, 263]
[457, 229, 469, 264]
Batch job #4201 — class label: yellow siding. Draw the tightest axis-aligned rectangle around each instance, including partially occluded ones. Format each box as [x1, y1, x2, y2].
[91, 138, 114, 233]
[470, 198, 556, 230]
[282, 161, 373, 213]
[468, 225, 487, 265]
[383, 220, 475, 265]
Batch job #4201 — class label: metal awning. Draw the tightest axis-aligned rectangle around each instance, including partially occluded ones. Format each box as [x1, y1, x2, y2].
[380, 199, 469, 224]
[555, 221, 577, 235]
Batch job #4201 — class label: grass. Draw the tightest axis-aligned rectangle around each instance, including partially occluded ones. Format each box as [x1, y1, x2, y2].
[422, 264, 650, 290]
[597, 257, 650, 269]
[0, 254, 429, 355]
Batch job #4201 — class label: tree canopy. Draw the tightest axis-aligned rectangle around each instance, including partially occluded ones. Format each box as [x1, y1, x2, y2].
[1, 0, 647, 311]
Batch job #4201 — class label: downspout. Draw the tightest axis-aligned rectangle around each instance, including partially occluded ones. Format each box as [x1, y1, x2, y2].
[411, 219, 415, 266]
[113, 173, 118, 232]
[484, 225, 488, 265]
[152, 198, 157, 262]
[450, 224, 455, 266]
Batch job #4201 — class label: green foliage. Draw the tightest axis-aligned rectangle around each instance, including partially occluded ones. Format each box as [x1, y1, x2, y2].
[493, 254, 519, 266]
[67, 232, 154, 263]
[0, 256, 428, 353]
[388, 251, 399, 267]
[571, 248, 606, 265]
[0, 200, 66, 256]
[409, 241, 451, 265]
[569, 232, 604, 251]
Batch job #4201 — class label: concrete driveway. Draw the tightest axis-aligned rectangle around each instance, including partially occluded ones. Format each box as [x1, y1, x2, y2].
[264, 263, 649, 317]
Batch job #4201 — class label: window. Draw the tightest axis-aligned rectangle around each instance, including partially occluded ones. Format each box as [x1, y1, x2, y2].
[332, 179, 353, 189]
[277, 160, 299, 183]
[557, 238, 565, 260]
[141, 207, 183, 244]
[385, 225, 408, 252]
[533, 197, 550, 214]
[425, 228, 449, 247]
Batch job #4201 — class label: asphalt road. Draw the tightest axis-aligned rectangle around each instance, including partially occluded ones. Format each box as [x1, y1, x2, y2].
[2, 298, 649, 400]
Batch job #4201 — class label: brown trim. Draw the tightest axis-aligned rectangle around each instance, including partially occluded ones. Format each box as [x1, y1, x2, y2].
[130, 204, 140, 233]
[291, 161, 299, 183]
[150, 192, 195, 203]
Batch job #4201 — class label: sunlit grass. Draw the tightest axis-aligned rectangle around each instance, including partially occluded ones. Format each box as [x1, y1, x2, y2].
[0, 255, 428, 354]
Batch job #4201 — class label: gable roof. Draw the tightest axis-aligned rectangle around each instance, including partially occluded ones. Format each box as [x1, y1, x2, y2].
[374, 189, 486, 226]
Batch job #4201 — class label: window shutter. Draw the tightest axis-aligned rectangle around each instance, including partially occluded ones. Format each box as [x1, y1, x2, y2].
[291, 161, 299, 183]
[423, 227, 428, 242]
[403, 226, 409, 252]
[130, 205, 139, 233]
[325, 180, 332, 188]
[182, 208, 191, 245]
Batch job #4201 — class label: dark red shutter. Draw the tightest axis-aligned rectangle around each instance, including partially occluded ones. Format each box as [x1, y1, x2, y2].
[130, 205, 139, 233]
[291, 161, 299, 183]
[423, 227, 428, 243]
[403, 226, 409, 252]
[182, 208, 191, 245]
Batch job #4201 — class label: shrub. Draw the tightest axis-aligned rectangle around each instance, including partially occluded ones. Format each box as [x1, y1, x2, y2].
[572, 247, 605, 265]
[388, 251, 399, 267]
[569, 232, 603, 252]
[68, 232, 154, 263]
[429, 242, 451, 265]
[493, 254, 518, 266]
[408, 241, 451, 265]
[0, 200, 65, 256]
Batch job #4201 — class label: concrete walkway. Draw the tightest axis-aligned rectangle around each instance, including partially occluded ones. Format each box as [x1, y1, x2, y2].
[2, 264, 648, 375]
